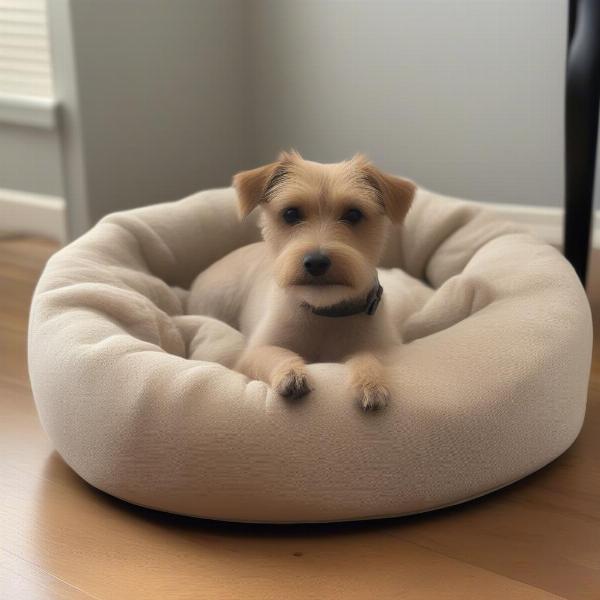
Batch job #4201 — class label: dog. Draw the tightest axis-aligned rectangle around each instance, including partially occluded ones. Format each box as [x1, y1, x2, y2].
[188, 151, 416, 410]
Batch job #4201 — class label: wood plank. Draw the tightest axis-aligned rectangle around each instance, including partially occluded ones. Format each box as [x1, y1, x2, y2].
[0, 236, 56, 334]
[0, 549, 95, 600]
[391, 371, 600, 600]
[0, 459, 561, 600]
[0, 235, 595, 599]
[0, 378, 560, 600]
[0, 327, 29, 384]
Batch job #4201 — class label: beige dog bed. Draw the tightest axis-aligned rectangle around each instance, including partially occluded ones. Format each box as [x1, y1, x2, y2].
[28, 187, 592, 523]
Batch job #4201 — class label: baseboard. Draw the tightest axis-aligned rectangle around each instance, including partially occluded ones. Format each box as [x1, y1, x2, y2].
[0, 188, 66, 243]
[484, 202, 599, 311]
[485, 201, 600, 249]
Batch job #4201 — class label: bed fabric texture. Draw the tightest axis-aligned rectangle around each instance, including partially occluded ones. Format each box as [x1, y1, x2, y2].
[28, 187, 593, 523]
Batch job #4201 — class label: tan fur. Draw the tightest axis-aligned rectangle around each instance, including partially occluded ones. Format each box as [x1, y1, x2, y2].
[236, 345, 311, 399]
[346, 353, 390, 410]
[190, 152, 416, 410]
[233, 160, 279, 217]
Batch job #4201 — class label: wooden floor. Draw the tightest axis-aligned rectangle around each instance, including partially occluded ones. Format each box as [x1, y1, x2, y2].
[1, 237, 598, 600]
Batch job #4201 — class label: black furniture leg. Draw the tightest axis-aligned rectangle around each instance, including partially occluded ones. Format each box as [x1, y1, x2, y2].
[564, 0, 600, 286]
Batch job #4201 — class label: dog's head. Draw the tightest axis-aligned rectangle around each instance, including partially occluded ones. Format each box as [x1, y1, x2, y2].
[233, 151, 416, 308]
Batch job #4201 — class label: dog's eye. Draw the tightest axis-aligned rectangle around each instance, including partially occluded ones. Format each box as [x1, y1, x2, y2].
[341, 208, 363, 225]
[282, 207, 302, 224]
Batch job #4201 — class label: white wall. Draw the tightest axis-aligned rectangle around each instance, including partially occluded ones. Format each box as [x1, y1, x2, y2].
[249, 0, 568, 208]
[0, 123, 63, 196]
[49, 0, 249, 237]
[45, 0, 581, 241]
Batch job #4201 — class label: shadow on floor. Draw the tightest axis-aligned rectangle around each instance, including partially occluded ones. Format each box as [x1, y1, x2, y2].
[39, 443, 573, 542]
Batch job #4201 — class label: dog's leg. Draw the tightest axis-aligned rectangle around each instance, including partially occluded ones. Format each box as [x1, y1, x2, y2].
[346, 353, 390, 411]
[236, 345, 311, 399]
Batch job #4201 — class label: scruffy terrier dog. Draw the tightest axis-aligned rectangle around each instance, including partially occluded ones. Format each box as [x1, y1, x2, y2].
[191, 151, 416, 410]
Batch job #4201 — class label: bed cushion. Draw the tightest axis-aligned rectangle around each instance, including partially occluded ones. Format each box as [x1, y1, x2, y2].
[28, 187, 593, 523]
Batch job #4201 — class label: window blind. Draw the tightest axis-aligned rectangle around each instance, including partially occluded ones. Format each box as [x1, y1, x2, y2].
[0, 0, 53, 97]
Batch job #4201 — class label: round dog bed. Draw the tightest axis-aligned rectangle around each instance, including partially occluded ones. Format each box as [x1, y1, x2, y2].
[28, 187, 592, 523]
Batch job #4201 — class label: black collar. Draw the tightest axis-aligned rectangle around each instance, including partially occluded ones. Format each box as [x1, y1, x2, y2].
[302, 281, 383, 318]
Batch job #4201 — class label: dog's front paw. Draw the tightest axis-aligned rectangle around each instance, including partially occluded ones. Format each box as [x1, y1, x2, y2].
[358, 383, 390, 411]
[274, 367, 311, 399]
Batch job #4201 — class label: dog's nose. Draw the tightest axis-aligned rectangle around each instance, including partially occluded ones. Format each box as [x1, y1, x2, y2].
[303, 252, 331, 277]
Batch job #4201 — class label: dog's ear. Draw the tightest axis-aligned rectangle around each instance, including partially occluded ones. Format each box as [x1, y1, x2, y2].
[356, 156, 416, 224]
[233, 151, 299, 218]
[233, 162, 279, 218]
